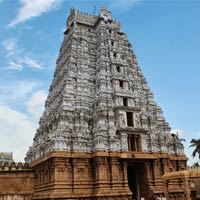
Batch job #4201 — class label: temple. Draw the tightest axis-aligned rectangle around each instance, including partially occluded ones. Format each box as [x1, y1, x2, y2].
[0, 152, 14, 163]
[1, 8, 198, 200]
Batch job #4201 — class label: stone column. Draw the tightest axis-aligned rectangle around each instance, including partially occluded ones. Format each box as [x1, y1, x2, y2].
[163, 180, 170, 200]
[153, 159, 160, 179]
[183, 177, 191, 200]
[162, 158, 170, 174]
[93, 156, 110, 195]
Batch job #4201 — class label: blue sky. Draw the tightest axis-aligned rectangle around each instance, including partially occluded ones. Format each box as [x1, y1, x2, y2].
[0, 0, 199, 164]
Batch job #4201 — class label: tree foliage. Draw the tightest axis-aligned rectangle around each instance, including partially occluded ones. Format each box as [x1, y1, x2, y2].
[190, 139, 200, 159]
[192, 162, 200, 167]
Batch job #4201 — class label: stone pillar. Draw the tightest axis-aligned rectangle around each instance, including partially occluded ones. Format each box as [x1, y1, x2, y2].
[122, 160, 129, 189]
[93, 156, 132, 199]
[145, 162, 151, 180]
[183, 177, 191, 200]
[153, 159, 160, 179]
[111, 157, 120, 182]
[163, 180, 170, 200]
[94, 157, 110, 194]
[162, 158, 170, 174]
[145, 162, 154, 197]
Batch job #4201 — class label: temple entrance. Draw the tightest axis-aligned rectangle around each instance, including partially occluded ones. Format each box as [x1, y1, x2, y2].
[127, 165, 138, 198]
[127, 162, 148, 199]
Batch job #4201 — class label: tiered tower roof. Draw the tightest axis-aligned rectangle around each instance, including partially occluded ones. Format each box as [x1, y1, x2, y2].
[26, 8, 184, 163]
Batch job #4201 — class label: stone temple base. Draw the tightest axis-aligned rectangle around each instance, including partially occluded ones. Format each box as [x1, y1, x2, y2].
[0, 151, 189, 200]
[30, 151, 132, 200]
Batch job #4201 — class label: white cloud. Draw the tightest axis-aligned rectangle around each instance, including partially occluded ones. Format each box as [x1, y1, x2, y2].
[8, 0, 63, 28]
[18, 57, 42, 69]
[0, 82, 47, 161]
[2, 38, 42, 70]
[0, 104, 37, 162]
[26, 90, 47, 120]
[2, 38, 16, 52]
[7, 61, 23, 70]
[0, 80, 38, 101]
[109, 0, 141, 11]
[2, 38, 18, 57]
[5, 57, 42, 70]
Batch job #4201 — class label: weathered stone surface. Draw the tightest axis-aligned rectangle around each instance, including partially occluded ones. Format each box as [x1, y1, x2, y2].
[0, 162, 34, 200]
[0, 7, 192, 200]
[26, 7, 184, 164]
[162, 167, 200, 200]
[23, 7, 188, 200]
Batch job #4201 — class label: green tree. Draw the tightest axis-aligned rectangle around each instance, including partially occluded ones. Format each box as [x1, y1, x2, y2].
[192, 162, 200, 167]
[190, 139, 200, 159]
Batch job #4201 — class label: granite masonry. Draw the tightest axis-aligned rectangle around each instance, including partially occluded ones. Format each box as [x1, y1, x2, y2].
[0, 8, 193, 200]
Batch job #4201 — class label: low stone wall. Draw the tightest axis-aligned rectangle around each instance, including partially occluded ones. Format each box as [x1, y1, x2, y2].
[0, 195, 32, 200]
[162, 167, 200, 200]
[0, 162, 35, 200]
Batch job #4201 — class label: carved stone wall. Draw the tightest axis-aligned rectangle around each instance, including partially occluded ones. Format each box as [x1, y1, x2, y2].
[30, 151, 131, 200]
[0, 162, 34, 200]
[19, 7, 190, 200]
[163, 167, 200, 200]
[25, 7, 184, 164]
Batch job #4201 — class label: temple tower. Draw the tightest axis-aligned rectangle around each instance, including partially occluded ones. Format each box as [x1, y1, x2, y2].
[26, 8, 187, 200]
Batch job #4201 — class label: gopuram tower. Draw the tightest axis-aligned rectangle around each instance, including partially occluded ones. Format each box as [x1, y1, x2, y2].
[26, 8, 187, 200]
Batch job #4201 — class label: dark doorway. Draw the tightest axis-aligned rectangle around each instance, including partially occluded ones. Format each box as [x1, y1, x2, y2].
[127, 163, 149, 199]
[127, 165, 138, 198]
